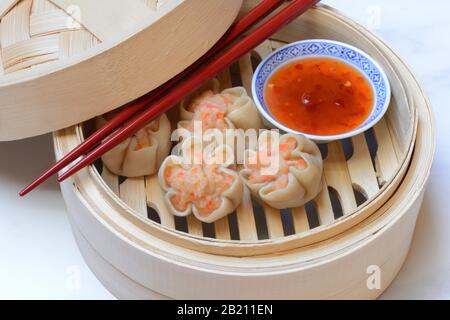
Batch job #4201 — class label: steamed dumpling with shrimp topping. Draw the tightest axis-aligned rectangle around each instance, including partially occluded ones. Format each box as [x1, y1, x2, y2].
[178, 78, 264, 134]
[159, 136, 243, 223]
[97, 113, 172, 177]
[240, 131, 323, 209]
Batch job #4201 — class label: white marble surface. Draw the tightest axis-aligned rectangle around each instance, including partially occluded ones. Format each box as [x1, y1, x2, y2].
[0, 0, 449, 300]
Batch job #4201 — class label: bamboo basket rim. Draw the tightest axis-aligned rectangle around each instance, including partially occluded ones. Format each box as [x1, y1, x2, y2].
[57, 88, 433, 273]
[54, 4, 418, 258]
[55, 6, 434, 259]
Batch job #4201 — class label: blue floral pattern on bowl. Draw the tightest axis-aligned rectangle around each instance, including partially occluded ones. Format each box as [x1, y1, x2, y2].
[252, 40, 391, 142]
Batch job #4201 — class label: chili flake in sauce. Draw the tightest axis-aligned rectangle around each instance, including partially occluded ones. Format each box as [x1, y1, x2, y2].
[265, 57, 374, 136]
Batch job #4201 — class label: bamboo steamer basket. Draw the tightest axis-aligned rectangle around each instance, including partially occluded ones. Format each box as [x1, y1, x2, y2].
[0, 0, 242, 141]
[53, 3, 435, 299]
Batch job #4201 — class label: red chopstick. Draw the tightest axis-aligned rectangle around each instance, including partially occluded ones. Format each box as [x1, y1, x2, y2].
[19, 0, 286, 197]
[57, 0, 319, 183]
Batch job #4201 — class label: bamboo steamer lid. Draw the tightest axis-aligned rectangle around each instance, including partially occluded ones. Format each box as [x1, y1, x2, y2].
[0, 0, 243, 141]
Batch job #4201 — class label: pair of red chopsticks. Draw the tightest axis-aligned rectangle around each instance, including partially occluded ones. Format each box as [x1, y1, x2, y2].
[20, 0, 320, 197]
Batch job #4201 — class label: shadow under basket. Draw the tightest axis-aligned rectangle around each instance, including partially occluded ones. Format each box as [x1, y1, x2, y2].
[53, 3, 435, 300]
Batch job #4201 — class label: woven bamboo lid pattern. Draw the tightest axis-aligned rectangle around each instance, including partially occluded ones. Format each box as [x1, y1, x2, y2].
[1, 0, 96, 73]
[0, 0, 242, 141]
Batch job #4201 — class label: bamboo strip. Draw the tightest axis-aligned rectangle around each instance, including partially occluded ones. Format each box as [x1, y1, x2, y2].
[236, 186, 258, 241]
[59, 29, 99, 59]
[0, 0, 32, 47]
[264, 205, 284, 239]
[374, 118, 399, 186]
[292, 207, 310, 234]
[324, 142, 357, 215]
[145, 175, 175, 229]
[315, 179, 335, 225]
[347, 134, 379, 199]
[101, 167, 119, 196]
[4, 51, 58, 73]
[186, 215, 203, 237]
[32, 0, 58, 14]
[0, 0, 20, 19]
[383, 95, 413, 156]
[214, 217, 231, 240]
[2, 33, 59, 69]
[292, 207, 309, 234]
[119, 177, 147, 218]
[30, 10, 81, 36]
[386, 117, 403, 162]
[0, 0, 98, 73]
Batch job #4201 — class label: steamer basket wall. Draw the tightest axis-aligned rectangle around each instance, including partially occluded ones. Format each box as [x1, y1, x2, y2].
[54, 4, 435, 299]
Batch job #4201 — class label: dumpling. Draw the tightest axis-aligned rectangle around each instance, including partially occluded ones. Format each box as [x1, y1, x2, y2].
[159, 136, 243, 223]
[178, 78, 264, 134]
[240, 131, 323, 209]
[97, 113, 172, 177]
[221, 87, 265, 131]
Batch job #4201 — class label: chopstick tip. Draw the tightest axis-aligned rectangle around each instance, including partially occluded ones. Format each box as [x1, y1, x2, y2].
[19, 187, 30, 197]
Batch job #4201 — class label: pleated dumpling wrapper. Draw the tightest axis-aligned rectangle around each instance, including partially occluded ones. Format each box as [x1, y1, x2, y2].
[97, 113, 172, 177]
[178, 78, 264, 135]
[159, 136, 243, 223]
[240, 131, 323, 209]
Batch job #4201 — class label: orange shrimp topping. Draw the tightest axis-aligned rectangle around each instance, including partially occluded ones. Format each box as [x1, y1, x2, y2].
[164, 163, 234, 216]
[247, 137, 307, 190]
[186, 90, 241, 132]
[133, 129, 151, 151]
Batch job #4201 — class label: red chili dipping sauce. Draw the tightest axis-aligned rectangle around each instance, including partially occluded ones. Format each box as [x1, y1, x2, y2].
[265, 57, 374, 136]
